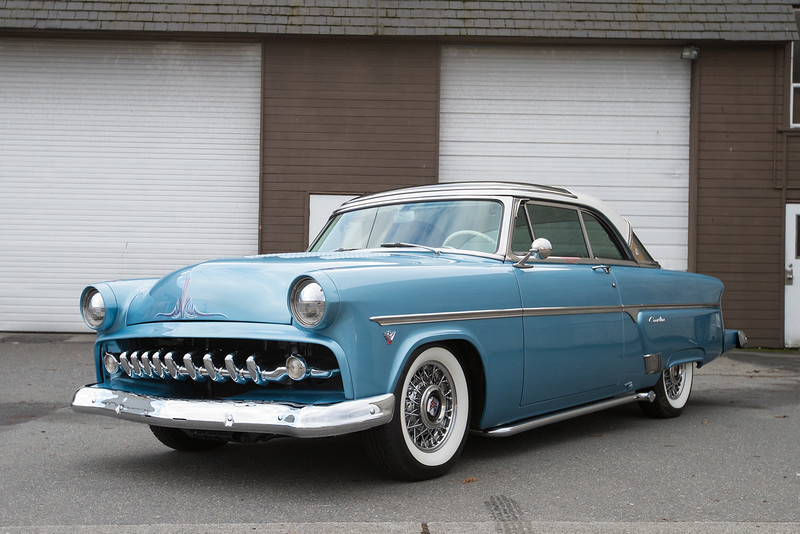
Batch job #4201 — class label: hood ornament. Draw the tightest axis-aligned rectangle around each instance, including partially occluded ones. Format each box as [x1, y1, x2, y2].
[156, 272, 227, 320]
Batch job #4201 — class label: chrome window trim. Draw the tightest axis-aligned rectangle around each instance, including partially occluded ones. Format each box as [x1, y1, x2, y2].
[510, 257, 642, 268]
[370, 303, 719, 326]
[338, 182, 577, 212]
[576, 209, 594, 258]
[368, 247, 508, 261]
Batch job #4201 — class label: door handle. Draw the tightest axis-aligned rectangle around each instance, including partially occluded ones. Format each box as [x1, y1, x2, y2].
[787, 263, 794, 286]
[592, 265, 612, 274]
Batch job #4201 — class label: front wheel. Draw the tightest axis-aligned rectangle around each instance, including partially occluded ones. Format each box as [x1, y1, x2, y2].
[365, 345, 470, 481]
[641, 362, 694, 418]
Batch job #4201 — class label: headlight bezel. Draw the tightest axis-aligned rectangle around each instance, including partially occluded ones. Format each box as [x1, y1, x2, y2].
[80, 284, 117, 331]
[289, 277, 328, 328]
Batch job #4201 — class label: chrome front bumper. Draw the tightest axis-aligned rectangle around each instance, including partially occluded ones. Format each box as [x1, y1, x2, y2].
[71, 385, 394, 438]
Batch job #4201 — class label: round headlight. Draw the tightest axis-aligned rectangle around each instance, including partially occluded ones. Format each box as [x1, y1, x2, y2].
[81, 288, 106, 329]
[290, 278, 326, 327]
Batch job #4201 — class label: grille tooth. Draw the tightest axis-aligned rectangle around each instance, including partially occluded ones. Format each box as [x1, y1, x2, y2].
[140, 351, 153, 378]
[225, 353, 248, 384]
[246, 355, 265, 385]
[203, 352, 225, 383]
[183, 352, 205, 382]
[164, 351, 185, 381]
[119, 352, 133, 376]
[130, 350, 143, 377]
[151, 350, 167, 379]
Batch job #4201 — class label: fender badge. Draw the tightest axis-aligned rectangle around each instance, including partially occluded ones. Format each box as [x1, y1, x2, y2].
[648, 316, 666, 324]
[383, 331, 396, 345]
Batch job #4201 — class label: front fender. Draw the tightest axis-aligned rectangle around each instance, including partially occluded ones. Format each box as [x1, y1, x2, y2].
[370, 317, 524, 430]
[84, 278, 159, 335]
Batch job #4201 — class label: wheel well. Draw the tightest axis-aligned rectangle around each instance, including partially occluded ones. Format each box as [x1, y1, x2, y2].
[444, 339, 486, 431]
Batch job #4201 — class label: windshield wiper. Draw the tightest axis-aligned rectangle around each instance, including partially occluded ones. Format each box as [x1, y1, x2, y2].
[380, 242, 441, 256]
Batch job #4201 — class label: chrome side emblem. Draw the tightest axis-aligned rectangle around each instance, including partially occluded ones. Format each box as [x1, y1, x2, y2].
[648, 316, 666, 324]
[383, 331, 396, 345]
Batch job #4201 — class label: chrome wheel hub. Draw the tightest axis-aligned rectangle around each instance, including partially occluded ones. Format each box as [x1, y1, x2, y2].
[404, 362, 455, 452]
[664, 364, 686, 400]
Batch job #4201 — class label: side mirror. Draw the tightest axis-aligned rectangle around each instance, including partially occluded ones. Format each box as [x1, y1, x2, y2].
[513, 237, 553, 268]
[531, 238, 552, 260]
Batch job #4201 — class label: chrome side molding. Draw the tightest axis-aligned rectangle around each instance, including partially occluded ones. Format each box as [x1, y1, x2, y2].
[480, 392, 655, 438]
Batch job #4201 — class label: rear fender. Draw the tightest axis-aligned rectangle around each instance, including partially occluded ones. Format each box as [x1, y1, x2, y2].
[636, 308, 724, 368]
[663, 347, 705, 370]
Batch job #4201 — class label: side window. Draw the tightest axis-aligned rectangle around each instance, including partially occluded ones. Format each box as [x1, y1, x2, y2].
[582, 211, 626, 260]
[527, 204, 588, 258]
[512, 204, 533, 254]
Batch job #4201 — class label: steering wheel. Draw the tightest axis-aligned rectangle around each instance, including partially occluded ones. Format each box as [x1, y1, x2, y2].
[441, 230, 495, 249]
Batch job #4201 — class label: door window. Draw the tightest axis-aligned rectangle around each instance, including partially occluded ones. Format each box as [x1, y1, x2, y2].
[528, 204, 588, 258]
[582, 211, 626, 260]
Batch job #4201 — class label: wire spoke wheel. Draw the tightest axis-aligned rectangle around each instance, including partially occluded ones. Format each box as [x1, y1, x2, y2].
[664, 363, 687, 401]
[404, 362, 456, 453]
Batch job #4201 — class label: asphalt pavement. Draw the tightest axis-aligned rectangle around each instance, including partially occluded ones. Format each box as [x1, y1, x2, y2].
[1, 333, 798, 533]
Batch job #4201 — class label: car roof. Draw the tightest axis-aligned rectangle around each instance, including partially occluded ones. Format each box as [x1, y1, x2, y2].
[337, 182, 633, 245]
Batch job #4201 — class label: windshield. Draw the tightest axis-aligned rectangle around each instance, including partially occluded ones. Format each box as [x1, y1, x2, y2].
[309, 199, 504, 254]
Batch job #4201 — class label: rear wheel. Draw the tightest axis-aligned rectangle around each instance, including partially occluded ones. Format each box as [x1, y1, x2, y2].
[366, 345, 470, 481]
[149, 425, 228, 451]
[641, 362, 694, 418]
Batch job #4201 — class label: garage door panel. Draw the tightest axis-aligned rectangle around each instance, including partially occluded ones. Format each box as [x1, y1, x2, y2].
[440, 45, 690, 271]
[0, 39, 261, 332]
[440, 143, 687, 160]
[440, 156, 687, 175]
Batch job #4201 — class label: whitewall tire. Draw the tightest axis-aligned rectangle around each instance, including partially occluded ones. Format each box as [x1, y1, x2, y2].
[366, 345, 470, 480]
[641, 362, 694, 418]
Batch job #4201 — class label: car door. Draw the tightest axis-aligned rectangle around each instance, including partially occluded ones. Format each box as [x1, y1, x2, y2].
[512, 202, 625, 407]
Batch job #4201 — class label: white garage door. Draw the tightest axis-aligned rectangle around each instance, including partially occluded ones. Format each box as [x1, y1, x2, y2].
[0, 39, 261, 332]
[440, 45, 690, 271]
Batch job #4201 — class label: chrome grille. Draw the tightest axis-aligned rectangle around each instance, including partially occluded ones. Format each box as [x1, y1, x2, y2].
[105, 345, 340, 386]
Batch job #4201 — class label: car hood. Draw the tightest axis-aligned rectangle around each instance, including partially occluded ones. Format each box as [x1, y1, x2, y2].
[125, 251, 476, 326]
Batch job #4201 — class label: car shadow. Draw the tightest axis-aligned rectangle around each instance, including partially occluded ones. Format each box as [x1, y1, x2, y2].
[73, 403, 656, 485]
[72, 372, 796, 486]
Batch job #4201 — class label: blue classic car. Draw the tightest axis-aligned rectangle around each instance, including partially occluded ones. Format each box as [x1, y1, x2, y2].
[72, 182, 746, 480]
